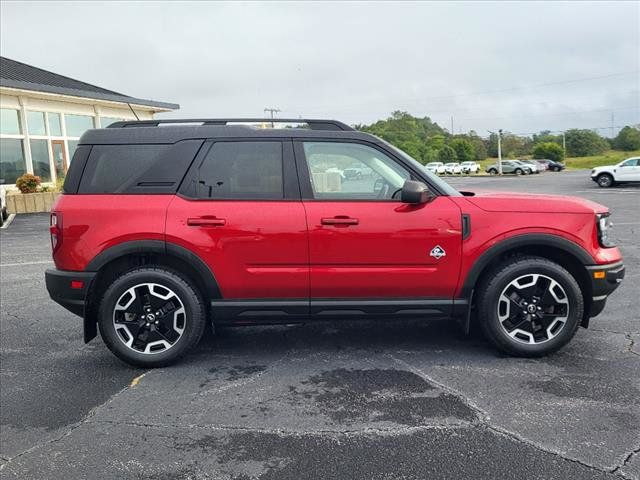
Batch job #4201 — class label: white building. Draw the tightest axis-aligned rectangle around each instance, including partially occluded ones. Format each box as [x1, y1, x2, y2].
[0, 56, 179, 188]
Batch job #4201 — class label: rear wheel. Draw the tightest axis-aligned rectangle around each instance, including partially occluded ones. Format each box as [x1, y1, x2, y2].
[98, 267, 206, 367]
[515, 168, 524, 175]
[477, 256, 583, 357]
[488, 168, 497, 175]
[597, 173, 614, 188]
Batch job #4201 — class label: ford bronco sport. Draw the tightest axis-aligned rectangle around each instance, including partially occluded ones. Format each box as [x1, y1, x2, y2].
[45, 119, 625, 367]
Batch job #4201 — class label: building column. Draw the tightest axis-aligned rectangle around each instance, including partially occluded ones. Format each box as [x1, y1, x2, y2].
[17, 96, 33, 175]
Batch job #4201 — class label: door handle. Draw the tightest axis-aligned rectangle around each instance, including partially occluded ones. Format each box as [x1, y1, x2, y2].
[187, 217, 226, 227]
[321, 216, 359, 226]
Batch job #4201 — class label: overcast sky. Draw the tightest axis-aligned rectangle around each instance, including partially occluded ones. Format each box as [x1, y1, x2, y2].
[1, 1, 638, 136]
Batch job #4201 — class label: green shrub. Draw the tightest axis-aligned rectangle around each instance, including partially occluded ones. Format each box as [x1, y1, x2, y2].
[533, 142, 565, 162]
[438, 145, 457, 162]
[15, 174, 42, 193]
[613, 126, 640, 151]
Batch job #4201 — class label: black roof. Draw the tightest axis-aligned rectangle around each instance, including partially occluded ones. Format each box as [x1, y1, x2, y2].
[79, 123, 374, 145]
[0, 57, 179, 110]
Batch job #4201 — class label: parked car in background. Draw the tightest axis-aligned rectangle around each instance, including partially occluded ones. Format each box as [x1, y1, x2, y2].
[460, 161, 480, 174]
[591, 156, 640, 188]
[426, 162, 445, 174]
[536, 159, 565, 172]
[444, 162, 462, 174]
[520, 160, 540, 174]
[485, 160, 531, 175]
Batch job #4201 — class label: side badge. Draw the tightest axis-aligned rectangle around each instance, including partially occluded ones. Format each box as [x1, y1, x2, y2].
[430, 245, 446, 260]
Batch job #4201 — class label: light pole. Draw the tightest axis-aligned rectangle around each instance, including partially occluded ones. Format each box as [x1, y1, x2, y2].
[497, 129, 503, 175]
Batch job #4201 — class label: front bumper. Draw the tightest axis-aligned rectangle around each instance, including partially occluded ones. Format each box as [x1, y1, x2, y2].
[585, 261, 625, 318]
[45, 269, 96, 317]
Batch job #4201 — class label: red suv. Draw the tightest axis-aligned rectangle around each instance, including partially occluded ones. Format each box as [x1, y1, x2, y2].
[45, 119, 625, 366]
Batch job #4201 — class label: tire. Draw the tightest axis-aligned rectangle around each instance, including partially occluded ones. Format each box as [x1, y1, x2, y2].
[596, 173, 614, 188]
[515, 168, 523, 175]
[98, 267, 207, 367]
[476, 256, 584, 357]
[488, 168, 497, 175]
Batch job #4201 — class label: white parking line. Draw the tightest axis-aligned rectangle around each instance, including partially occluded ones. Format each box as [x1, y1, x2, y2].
[0, 260, 53, 267]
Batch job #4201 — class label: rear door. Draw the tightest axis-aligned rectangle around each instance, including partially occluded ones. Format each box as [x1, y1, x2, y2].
[166, 139, 309, 315]
[294, 140, 462, 304]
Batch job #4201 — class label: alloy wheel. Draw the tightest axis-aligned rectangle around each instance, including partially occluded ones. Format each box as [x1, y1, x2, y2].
[497, 273, 569, 345]
[112, 283, 186, 354]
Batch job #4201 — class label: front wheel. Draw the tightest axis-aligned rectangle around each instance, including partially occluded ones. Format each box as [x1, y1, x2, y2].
[98, 267, 207, 367]
[488, 168, 497, 175]
[597, 173, 614, 188]
[515, 168, 524, 175]
[476, 256, 584, 357]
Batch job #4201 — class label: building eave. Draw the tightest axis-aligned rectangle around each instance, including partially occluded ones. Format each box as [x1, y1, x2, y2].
[0, 79, 179, 112]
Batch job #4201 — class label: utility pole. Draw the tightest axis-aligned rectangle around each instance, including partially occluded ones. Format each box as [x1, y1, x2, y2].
[611, 112, 615, 138]
[263, 107, 281, 128]
[497, 129, 503, 175]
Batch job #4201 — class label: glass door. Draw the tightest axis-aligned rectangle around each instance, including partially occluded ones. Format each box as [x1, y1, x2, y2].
[51, 140, 67, 179]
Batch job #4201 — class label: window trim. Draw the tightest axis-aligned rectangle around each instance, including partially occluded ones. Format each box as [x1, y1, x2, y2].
[177, 138, 301, 201]
[293, 138, 436, 202]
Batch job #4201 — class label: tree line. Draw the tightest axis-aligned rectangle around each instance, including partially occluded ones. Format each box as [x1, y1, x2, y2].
[356, 111, 640, 164]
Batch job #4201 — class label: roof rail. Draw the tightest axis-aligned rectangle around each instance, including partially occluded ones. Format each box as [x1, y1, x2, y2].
[107, 118, 354, 131]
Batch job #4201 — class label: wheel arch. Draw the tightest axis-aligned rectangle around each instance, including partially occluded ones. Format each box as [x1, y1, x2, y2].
[461, 234, 594, 330]
[83, 240, 221, 342]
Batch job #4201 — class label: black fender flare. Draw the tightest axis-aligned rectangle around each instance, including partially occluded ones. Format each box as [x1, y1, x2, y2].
[460, 233, 595, 298]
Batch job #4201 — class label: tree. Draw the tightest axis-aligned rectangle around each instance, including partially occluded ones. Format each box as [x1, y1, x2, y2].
[533, 142, 564, 162]
[613, 126, 640, 151]
[438, 145, 457, 162]
[449, 138, 475, 162]
[564, 129, 609, 157]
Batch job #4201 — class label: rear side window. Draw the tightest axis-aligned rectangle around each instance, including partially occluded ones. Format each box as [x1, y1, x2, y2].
[190, 141, 284, 199]
[77, 140, 203, 194]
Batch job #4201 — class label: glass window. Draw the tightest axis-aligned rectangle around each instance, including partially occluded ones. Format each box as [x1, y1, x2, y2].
[65, 114, 94, 137]
[1, 109, 21, 135]
[302, 142, 409, 200]
[620, 158, 639, 167]
[67, 140, 79, 158]
[0, 139, 27, 184]
[48, 113, 62, 136]
[30, 139, 52, 182]
[100, 117, 122, 128]
[195, 142, 283, 199]
[27, 111, 46, 135]
[79, 144, 167, 193]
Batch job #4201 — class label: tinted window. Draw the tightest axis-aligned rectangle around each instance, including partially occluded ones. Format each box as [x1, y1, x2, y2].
[194, 141, 283, 199]
[302, 142, 410, 200]
[78, 140, 202, 194]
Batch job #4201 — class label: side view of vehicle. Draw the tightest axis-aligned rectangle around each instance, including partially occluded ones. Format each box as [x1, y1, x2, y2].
[485, 160, 532, 175]
[444, 162, 462, 175]
[426, 161, 446, 175]
[591, 157, 640, 188]
[520, 160, 540, 174]
[460, 161, 480, 174]
[46, 118, 625, 367]
[536, 159, 565, 172]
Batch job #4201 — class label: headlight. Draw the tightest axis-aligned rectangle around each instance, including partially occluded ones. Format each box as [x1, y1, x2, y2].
[596, 213, 615, 247]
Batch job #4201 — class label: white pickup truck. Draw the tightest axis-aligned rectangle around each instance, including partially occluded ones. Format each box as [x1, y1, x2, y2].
[591, 157, 640, 187]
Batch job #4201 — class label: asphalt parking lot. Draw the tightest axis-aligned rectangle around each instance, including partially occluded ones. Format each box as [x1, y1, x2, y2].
[1, 170, 638, 480]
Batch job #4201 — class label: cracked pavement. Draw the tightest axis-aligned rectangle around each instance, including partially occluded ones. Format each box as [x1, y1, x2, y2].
[1, 171, 639, 479]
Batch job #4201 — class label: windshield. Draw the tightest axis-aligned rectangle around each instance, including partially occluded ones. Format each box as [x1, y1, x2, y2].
[379, 139, 461, 196]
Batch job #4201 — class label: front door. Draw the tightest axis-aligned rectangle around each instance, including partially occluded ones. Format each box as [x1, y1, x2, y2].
[165, 140, 309, 311]
[617, 158, 640, 181]
[51, 140, 67, 179]
[295, 140, 462, 302]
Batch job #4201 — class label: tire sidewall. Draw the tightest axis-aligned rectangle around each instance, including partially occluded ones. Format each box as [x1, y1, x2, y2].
[480, 260, 583, 356]
[98, 268, 205, 367]
[597, 174, 613, 188]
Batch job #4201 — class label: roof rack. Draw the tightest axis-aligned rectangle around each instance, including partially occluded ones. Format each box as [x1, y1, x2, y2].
[107, 118, 354, 131]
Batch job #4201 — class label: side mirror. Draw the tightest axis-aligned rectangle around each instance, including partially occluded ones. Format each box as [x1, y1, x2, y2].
[401, 180, 434, 204]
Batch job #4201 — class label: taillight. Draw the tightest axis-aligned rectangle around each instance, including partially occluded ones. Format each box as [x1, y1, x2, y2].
[50, 212, 62, 252]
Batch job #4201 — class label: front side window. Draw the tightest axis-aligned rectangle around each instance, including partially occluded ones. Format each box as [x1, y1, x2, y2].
[302, 142, 409, 200]
[620, 158, 639, 167]
[195, 141, 284, 199]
